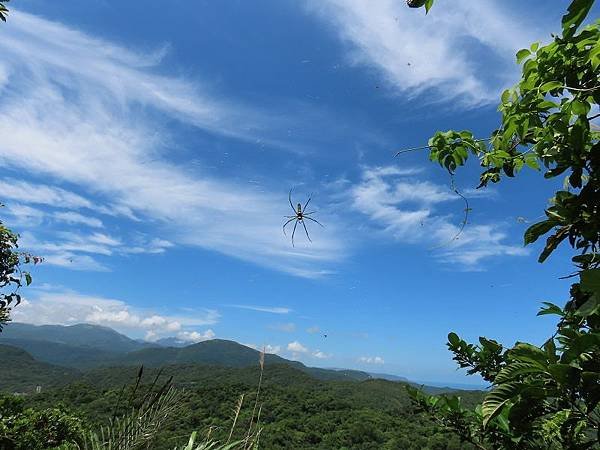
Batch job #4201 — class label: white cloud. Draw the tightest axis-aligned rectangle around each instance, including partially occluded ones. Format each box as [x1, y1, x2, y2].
[17, 229, 175, 271]
[0, 11, 345, 278]
[3, 203, 45, 226]
[0, 179, 136, 220]
[121, 238, 174, 255]
[359, 356, 385, 365]
[285, 341, 331, 361]
[176, 329, 216, 343]
[243, 343, 282, 355]
[87, 233, 121, 247]
[306, 326, 321, 334]
[287, 341, 309, 353]
[265, 344, 282, 354]
[53, 211, 103, 228]
[269, 322, 296, 332]
[0, 178, 95, 210]
[229, 305, 292, 314]
[350, 166, 528, 268]
[312, 350, 331, 359]
[40, 252, 110, 272]
[12, 290, 219, 340]
[306, 0, 543, 105]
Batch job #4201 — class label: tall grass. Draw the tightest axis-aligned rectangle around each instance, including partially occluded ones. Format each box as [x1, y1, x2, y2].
[61, 348, 267, 450]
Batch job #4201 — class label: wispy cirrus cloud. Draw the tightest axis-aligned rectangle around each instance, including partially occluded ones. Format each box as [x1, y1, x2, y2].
[349, 166, 528, 268]
[17, 230, 173, 271]
[228, 304, 293, 314]
[305, 0, 543, 105]
[0, 179, 137, 219]
[0, 10, 346, 278]
[52, 212, 104, 228]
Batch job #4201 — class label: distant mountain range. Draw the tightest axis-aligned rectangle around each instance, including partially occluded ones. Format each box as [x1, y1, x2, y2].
[0, 323, 470, 393]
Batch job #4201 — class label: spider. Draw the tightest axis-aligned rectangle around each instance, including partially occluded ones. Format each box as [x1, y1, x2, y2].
[283, 189, 324, 246]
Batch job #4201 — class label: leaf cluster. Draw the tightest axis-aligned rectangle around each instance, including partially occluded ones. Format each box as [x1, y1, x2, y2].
[0, 0, 9, 22]
[407, 1, 600, 448]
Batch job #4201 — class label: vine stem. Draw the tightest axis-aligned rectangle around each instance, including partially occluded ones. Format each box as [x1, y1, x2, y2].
[394, 137, 492, 157]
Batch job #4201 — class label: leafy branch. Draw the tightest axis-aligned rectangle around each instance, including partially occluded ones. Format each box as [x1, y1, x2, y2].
[405, 0, 600, 448]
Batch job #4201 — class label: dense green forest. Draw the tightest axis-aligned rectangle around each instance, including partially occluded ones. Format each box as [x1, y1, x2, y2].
[0, 326, 483, 449]
[1, 355, 482, 449]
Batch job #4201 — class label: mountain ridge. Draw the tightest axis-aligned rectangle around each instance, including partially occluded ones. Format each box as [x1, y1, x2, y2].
[0, 322, 478, 390]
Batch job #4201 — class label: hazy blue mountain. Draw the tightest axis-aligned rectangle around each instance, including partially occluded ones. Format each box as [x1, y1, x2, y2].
[0, 338, 121, 369]
[107, 339, 377, 382]
[0, 323, 156, 354]
[0, 323, 472, 390]
[368, 372, 409, 382]
[155, 337, 191, 347]
[113, 339, 300, 367]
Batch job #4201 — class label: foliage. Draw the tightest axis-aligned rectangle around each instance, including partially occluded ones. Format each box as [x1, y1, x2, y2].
[20, 363, 482, 449]
[406, 0, 434, 14]
[0, 214, 41, 331]
[0, 0, 8, 22]
[52, 363, 260, 450]
[172, 431, 240, 450]
[0, 344, 79, 393]
[78, 369, 181, 450]
[0, 393, 85, 450]
[406, 0, 600, 448]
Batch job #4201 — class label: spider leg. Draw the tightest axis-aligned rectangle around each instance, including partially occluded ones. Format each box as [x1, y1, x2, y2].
[283, 217, 296, 236]
[288, 189, 296, 214]
[303, 211, 316, 215]
[291, 220, 299, 247]
[301, 220, 312, 242]
[302, 194, 312, 212]
[304, 216, 324, 227]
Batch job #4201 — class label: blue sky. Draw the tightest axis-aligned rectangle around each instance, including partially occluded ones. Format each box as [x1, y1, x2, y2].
[0, 0, 595, 385]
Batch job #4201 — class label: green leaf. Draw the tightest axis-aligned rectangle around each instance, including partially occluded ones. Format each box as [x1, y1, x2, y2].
[24, 273, 32, 286]
[547, 364, 580, 385]
[510, 343, 548, 365]
[516, 48, 531, 64]
[479, 337, 501, 353]
[562, 0, 594, 37]
[571, 99, 590, 115]
[425, 0, 434, 13]
[561, 333, 600, 363]
[448, 332, 460, 347]
[544, 338, 558, 363]
[445, 395, 460, 410]
[538, 227, 569, 263]
[537, 302, 564, 317]
[524, 219, 556, 245]
[540, 81, 563, 93]
[494, 362, 545, 384]
[575, 295, 599, 317]
[580, 269, 600, 296]
[482, 383, 520, 428]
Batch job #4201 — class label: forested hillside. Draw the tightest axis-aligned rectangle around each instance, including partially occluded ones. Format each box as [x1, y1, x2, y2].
[18, 362, 482, 449]
[0, 338, 483, 449]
